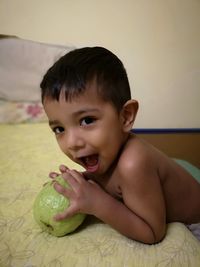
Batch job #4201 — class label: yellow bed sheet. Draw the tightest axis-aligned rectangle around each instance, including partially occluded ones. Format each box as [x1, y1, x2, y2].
[0, 123, 200, 267]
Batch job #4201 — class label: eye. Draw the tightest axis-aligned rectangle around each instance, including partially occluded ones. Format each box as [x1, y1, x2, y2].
[80, 117, 96, 126]
[52, 126, 64, 134]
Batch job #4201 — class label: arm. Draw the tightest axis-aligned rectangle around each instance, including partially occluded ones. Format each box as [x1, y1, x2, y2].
[53, 166, 166, 244]
[119, 167, 166, 243]
[92, 174, 166, 244]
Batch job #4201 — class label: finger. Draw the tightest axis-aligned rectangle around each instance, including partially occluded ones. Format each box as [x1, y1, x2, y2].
[68, 169, 84, 183]
[42, 182, 49, 187]
[62, 171, 80, 185]
[88, 179, 101, 190]
[59, 164, 69, 173]
[54, 211, 68, 221]
[49, 172, 59, 179]
[53, 205, 79, 221]
[53, 181, 73, 198]
[88, 179, 97, 185]
[62, 172, 81, 192]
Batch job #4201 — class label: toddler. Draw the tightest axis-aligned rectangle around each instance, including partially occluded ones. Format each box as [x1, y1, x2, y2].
[40, 47, 200, 244]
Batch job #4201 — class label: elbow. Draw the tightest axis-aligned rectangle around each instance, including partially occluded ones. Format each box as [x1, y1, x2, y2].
[148, 234, 165, 245]
[140, 233, 165, 245]
[140, 225, 166, 245]
[127, 231, 165, 245]
[147, 226, 166, 245]
[155, 224, 167, 244]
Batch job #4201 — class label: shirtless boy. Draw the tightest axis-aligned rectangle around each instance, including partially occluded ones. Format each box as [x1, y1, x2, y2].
[40, 47, 200, 244]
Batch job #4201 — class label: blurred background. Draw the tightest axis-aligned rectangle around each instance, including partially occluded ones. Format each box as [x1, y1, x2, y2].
[0, 0, 199, 129]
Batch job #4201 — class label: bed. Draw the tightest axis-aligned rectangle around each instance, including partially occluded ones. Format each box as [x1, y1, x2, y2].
[0, 36, 200, 267]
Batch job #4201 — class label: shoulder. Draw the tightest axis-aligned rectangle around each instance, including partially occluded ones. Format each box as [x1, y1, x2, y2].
[117, 134, 159, 183]
[118, 134, 154, 172]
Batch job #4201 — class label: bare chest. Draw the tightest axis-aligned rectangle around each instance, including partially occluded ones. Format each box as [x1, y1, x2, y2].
[98, 172, 123, 200]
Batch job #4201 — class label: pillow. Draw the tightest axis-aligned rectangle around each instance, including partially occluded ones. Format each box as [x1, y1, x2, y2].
[0, 37, 75, 102]
[174, 158, 200, 183]
[0, 100, 47, 123]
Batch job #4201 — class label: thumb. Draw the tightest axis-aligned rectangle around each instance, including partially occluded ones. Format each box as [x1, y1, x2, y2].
[88, 179, 101, 188]
[53, 205, 78, 221]
[88, 179, 97, 185]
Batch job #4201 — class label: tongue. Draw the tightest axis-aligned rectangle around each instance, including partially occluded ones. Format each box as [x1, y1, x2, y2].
[85, 155, 98, 167]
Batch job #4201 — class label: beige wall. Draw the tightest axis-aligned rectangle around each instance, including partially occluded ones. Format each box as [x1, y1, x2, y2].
[0, 0, 199, 128]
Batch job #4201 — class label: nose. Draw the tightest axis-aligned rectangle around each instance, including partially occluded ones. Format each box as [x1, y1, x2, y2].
[62, 129, 85, 153]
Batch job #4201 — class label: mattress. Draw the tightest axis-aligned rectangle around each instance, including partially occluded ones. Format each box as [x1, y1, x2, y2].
[0, 123, 200, 267]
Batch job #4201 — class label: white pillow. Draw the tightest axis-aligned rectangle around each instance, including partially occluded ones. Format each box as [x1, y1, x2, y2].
[0, 37, 75, 102]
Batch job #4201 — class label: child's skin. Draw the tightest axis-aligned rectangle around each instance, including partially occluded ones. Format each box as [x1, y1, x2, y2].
[43, 81, 200, 245]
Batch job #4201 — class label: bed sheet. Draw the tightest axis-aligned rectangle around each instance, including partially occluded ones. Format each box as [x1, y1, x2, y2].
[0, 123, 200, 267]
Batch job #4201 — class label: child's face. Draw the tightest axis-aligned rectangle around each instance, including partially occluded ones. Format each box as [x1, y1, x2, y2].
[43, 87, 127, 177]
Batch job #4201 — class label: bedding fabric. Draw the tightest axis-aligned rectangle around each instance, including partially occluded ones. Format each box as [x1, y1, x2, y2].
[0, 123, 200, 267]
[0, 100, 47, 123]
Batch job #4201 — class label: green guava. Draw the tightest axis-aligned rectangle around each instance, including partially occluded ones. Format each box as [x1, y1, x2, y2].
[33, 175, 86, 236]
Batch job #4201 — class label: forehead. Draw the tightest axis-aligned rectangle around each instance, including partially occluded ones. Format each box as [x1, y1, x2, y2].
[60, 84, 108, 108]
[43, 86, 117, 118]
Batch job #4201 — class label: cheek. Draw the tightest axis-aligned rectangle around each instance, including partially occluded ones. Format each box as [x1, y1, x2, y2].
[89, 128, 122, 152]
[56, 137, 67, 155]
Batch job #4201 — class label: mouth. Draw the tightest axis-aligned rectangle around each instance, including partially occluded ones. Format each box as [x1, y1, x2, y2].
[78, 154, 99, 173]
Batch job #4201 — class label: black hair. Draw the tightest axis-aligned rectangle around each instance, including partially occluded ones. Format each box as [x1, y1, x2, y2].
[40, 46, 131, 112]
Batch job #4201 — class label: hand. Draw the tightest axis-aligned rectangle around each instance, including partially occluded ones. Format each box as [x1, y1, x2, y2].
[49, 164, 69, 179]
[53, 169, 104, 221]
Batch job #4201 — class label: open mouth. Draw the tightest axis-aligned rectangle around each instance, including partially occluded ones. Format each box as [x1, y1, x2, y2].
[79, 154, 99, 173]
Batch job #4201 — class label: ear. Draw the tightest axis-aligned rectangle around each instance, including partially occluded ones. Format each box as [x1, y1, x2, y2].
[120, 99, 139, 132]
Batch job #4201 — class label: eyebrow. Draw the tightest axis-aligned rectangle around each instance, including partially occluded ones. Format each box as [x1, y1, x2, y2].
[49, 120, 60, 126]
[48, 108, 100, 126]
[73, 108, 100, 116]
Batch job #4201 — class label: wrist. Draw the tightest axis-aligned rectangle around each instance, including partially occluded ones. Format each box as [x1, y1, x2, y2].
[92, 190, 118, 219]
